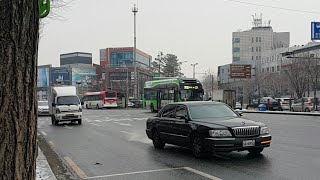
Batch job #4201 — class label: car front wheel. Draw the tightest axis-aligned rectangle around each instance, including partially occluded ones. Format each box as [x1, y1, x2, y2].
[248, 147, 264, 155]
[152, 130, 165, 149]
[192, 134, 209, 158]
[78, 119, 82, 125]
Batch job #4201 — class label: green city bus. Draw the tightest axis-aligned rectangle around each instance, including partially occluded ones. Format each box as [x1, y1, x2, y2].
[143, 78, 204, 112]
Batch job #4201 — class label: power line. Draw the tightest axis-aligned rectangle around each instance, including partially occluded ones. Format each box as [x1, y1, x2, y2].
[225, 0, 320, 15]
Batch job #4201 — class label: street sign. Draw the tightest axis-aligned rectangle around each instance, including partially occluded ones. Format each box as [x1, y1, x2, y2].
[311, 22, 320, 40]
[153, 73, 160, 77]
[230, 64, 251, 79]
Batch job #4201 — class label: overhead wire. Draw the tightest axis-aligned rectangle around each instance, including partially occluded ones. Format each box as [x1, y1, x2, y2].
[225, 0, 320, 15]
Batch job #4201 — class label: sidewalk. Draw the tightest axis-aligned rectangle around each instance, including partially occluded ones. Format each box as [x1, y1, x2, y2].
[36, 147, 57, 180]
[240, 109, 320, 116]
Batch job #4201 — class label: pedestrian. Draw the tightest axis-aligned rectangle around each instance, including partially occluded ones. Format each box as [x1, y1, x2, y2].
[267, 99, 272, 111]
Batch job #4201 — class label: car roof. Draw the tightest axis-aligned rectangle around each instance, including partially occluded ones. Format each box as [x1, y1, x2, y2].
[170, 101, 225, 106]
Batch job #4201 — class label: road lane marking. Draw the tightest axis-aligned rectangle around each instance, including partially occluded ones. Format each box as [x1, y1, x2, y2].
[120, 131, 133, 135]
[113, 122, 132, 126]
[183, 167, 222, 180]
[48, 141, 55, 148]
[64, 157, 88, 179]
[89, 123, 101, 127]
[93, 120, 102, 122]
[41, 131, 47, 136]
[83, 167, 184, 179]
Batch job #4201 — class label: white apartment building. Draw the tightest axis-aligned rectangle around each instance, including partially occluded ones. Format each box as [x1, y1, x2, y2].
[219, 16, 290, 85]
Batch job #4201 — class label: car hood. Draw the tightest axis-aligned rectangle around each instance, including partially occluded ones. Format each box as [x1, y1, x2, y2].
[191, 117, 264, 128]
[56, 105, 80, 111]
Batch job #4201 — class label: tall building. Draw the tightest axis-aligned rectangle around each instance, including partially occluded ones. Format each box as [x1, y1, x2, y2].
[99, 47, 153, 99]
[219, 15, 290, 86]
[60, 52, 92, 67]
[100, 47, 151, 69]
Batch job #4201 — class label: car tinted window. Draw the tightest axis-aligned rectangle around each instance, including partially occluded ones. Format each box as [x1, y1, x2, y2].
[161, 105, 176, 118]
[189, 104, 238, 120]
[175, 105, 187, 118]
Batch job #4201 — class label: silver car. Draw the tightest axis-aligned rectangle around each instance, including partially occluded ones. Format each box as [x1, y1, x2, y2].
[291, 97, 316, 112]
[38, 101, 49, 116]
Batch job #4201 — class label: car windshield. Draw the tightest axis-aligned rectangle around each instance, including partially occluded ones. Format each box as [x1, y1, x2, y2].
[189, 104, 238, 120]
[57, 96, 80, 105]
[38, 101, 48, 106]
[180, 90, 203, 101]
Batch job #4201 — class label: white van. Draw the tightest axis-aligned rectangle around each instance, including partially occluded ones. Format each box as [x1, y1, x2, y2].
[49, 86, 83, 125]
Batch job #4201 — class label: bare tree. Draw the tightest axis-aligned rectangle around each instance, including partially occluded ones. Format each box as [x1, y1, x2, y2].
[201, 70, 217, 99]
[0, 1, 39, 179]
[242, 79, 256, 104]
[282, 59, 309, 98]
[262, 73, 289, 98]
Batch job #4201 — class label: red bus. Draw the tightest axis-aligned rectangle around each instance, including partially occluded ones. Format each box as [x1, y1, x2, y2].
[103, 90, 118, 108]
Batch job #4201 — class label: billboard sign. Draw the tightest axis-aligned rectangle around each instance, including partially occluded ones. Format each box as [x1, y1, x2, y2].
[37, 67, 50, 87]
[311, 22, 320, 40]
[51, 67, 70, 85]
[71, 68, 97, 87]
[230, 64, 251, 78]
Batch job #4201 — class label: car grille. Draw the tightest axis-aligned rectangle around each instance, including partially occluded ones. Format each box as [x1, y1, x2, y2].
[232, 126, 260, 137]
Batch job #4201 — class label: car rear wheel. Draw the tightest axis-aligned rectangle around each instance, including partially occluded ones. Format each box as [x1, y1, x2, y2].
[291, 107, 295, 112]
[248, 148, 264, 155]
[152, 130, 165, 149]
[192, 134, 209, 158]
[305, 108, 310, 112]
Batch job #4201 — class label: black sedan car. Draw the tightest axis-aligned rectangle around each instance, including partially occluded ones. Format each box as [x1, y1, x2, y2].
[146, 101, 271, 158]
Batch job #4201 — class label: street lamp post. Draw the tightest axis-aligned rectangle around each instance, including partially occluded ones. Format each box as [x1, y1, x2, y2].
[191, 63, 199, 78]
[132, 4, 138, 99]
[174, 61, 188, 77]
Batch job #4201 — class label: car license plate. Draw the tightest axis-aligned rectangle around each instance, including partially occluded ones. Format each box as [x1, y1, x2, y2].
[243, 140, 255, 147]
[66, 114, 75, 116]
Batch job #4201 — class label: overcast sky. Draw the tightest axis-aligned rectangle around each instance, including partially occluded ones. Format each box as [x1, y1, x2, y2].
[38, 0, 320, 78]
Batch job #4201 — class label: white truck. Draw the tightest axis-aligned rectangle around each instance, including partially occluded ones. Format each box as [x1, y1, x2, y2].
[49, 86, 83, 125]
[212, 89, 236, 109]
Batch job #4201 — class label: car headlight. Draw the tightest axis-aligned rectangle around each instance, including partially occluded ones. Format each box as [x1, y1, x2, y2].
[209, 130, 232, 137]
[260, 127, 269, 135]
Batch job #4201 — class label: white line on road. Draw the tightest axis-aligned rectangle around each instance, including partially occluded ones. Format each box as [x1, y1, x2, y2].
[90, 123, 101, 127]
[120, 131, 133, 135]
[83, 167, 184, 179]
[183, 167, 222, 180]
[41, 131, 47, 136]
[48, 141, 55, 148]
[113, 122, 132, 126]
[93, 120, 102, 122]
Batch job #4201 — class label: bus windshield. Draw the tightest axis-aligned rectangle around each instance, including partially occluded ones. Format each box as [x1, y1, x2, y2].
[180, 90, 203, 101]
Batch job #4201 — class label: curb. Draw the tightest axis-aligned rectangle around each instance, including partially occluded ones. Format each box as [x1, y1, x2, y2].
[36, 147, 57, 180]
[239, 110, 320, 116]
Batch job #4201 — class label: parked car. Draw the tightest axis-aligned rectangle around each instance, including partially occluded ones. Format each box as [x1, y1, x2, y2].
[235, 102, 242, 110]
[247, 97, 280, 111]
[291, 97, 317, 112]
[38, 101, 49, 116]
[275, 98, 292, 111]
[146, 101, 272, 158]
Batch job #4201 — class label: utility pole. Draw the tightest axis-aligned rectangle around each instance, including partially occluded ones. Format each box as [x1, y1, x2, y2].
[132, 4, 138, 99]
[191, 63, 198, 78]
[211, 74, 214, 98]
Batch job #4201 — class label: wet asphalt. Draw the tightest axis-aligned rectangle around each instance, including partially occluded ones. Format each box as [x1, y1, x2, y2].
[38, 109, 320, 180]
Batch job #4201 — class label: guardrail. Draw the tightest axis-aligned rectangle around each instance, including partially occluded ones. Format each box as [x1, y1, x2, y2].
[238, 110, 320, 116]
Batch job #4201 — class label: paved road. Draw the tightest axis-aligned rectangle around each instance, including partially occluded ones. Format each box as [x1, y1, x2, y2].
[38, 109, 320, 180]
